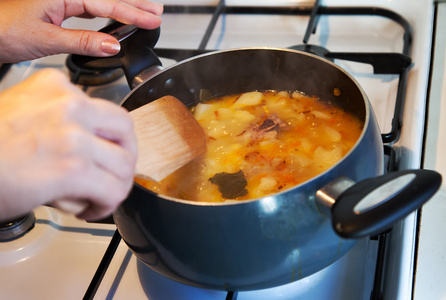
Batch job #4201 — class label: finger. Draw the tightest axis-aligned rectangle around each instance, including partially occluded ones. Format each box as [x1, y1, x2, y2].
[41, 0, 163, 57]
[82, 0, 163, 30]
[39, 24, 121, 56]
[51, 135, 135, 220]
[44, 122, 135, 220]
[54, 166, 133, 221]
[74, 167, 133, 220]
[32, 69, 85, 94]
[31, 115, 136, 182]
[76, 202, 116, 221]
[86, 128, 136, 181]
[32, 93, 137, 176]
[51, 199, 89, 215]
[75, 98, 138, 157]
[1, 69, 84, 107]
[118, 0, 164, 16]
[34, 83, 138, 164]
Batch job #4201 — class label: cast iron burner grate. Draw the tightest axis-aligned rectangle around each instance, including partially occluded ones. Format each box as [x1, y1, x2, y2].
[155, 1, 412, 144]
[0, 2, 411, 298]
[80, 2, 411, 300]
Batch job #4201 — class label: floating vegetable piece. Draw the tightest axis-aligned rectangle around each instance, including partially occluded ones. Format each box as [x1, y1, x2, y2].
[232, 91, 264, 108]
[209, 170, 248, 199]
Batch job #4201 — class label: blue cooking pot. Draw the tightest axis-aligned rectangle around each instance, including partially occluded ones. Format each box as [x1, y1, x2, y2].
[71, 24, 441, 291]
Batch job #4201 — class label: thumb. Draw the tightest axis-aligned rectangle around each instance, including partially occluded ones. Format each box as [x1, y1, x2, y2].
[50, 27, 121, 57]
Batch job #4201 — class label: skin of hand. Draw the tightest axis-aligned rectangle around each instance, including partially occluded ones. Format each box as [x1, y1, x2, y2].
[0, 69, 137, 222]
[0, 0, 163, 63]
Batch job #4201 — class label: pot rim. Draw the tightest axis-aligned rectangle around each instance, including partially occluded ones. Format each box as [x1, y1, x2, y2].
[124, 47, 374, 207]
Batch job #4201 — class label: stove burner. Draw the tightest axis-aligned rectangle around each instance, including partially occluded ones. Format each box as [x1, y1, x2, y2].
[65, 55, 124, 86]
[0, 212, 36, 241]
[288, 44, 334, 62]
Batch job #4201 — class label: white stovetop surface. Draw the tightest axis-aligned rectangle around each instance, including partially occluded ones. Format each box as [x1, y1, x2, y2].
[414, 2, 446, 300]
[0, 0, 439, 299]
[0, 206, 116, 299]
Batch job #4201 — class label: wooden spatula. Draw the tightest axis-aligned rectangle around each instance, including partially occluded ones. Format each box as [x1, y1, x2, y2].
[52, 95, 207, 216]
[130, 95, 207, 182]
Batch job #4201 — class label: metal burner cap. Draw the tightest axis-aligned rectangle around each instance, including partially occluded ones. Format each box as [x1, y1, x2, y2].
[0, 213, 36, 241]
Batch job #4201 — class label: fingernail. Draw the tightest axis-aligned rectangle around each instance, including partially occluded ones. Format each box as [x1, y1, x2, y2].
[101, 39, 121, 55]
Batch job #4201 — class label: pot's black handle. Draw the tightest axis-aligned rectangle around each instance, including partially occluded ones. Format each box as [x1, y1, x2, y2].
[69, 21, 162, 87]
[331, 169, 441, 239]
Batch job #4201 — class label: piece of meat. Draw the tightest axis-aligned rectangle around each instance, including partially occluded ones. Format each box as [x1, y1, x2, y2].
[241, 113, 287, 140]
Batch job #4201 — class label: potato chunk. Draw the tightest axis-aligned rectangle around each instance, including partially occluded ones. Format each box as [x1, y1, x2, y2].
[324, 127, 342, 142]
[258, 176, 277, 191]
[232, 92, 264, 108]
[314, 146, 343, 169]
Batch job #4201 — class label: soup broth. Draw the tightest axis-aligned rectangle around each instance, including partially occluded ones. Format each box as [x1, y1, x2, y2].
[135, 91, 363, 202]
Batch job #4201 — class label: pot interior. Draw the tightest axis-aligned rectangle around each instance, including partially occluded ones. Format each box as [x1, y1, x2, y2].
[122, 48, 367, 124]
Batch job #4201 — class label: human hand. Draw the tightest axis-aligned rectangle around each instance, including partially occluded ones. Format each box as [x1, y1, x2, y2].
[0, 69, 137, 221]
[0, 0, 163, 63]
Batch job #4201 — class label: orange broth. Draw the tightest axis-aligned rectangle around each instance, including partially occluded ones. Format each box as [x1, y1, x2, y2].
[135, 90, 363, 202]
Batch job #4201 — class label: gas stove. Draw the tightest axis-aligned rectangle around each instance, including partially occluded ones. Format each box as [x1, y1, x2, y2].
[0, 0, 440, 299]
